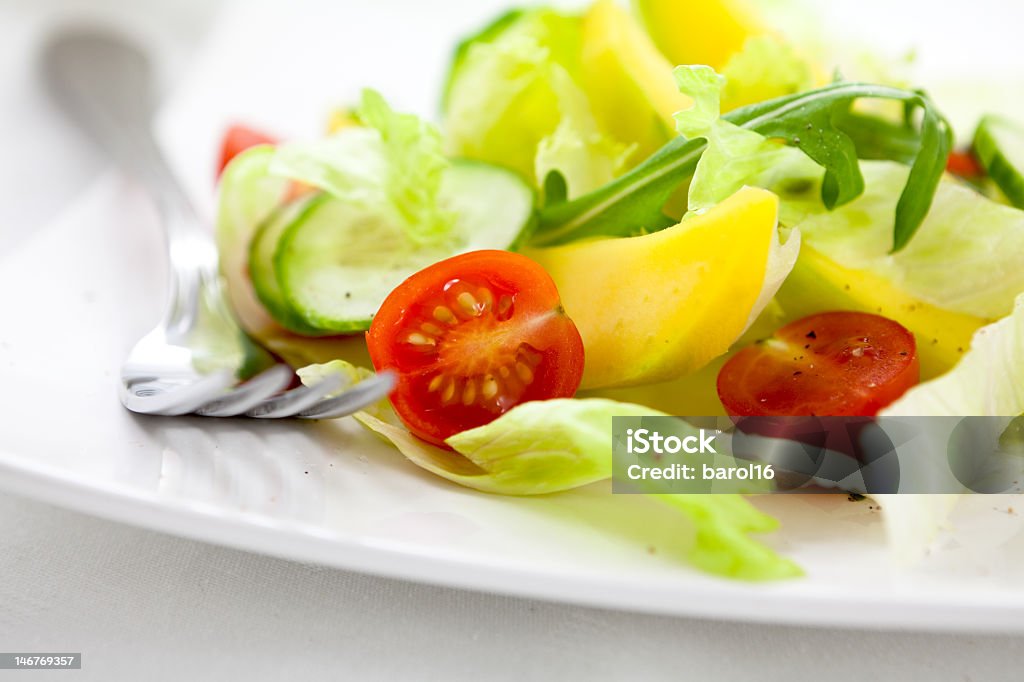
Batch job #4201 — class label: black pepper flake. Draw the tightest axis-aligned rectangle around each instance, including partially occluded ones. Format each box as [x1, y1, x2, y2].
[806, 330, 817, 339]
[793, 370, 803, 376]
[957, 347, 964, 353]
[345, 292, 352, 299]
[899, 351, 908, 356]
[804, 344, 810, 349]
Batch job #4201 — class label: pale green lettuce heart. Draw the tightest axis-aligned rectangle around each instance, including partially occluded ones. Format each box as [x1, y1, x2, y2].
[443, 9, 628, 200]
[777, 160, 1024, 320]
[672, 64, 796, 214]
[270, 89, 451, 245]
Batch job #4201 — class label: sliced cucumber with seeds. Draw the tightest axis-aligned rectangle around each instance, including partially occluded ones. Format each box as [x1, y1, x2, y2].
[274, 159, 536, 333]
[214, 145, 293, 336]
[249, 194, 332, 335]
[973, 115, 1024, 209]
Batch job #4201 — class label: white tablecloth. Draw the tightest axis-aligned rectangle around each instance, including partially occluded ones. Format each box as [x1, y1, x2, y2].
[2, 2, 1023, 680]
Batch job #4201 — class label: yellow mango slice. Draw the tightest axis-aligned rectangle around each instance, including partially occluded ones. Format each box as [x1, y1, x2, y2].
[326, 107, 360, 135]
[634, 0, 763, 71]
[580, 0, 692, 163]
[774, 244, 992, 381]
[526, 187, 781, 389]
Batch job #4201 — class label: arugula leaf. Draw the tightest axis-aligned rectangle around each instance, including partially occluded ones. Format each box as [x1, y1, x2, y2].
[541, 170, 568, 208]
[532, 81, 952, 252]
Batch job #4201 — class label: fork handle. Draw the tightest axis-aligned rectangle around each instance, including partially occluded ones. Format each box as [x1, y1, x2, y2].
[44, 30, 220, 333]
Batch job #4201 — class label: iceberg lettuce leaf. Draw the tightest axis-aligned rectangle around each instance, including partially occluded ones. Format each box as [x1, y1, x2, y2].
[672, 65, 796, 214]
[777, 161, 1024, 320]
[298, 362, 800, 582]
[882, 294, 1024, 417]
[443, 9, 627, 200]
[872, 294, 1024, 563]
[533, 68, 635, 200]
[720, 35, 814, 112]
[270, 89, 451, 244]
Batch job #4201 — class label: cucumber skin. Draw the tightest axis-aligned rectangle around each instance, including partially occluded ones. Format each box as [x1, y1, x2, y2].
[273, 160, 538, 334]
[248, 194, 336, 336]
[973, 115, 1024, 209]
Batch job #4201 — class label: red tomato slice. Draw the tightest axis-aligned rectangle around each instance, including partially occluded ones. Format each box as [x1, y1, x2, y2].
[217, 124, 278, 177]
[717, 311, 919, 417]
[367, 250, 585, 446]
[946, 149, 984, 180]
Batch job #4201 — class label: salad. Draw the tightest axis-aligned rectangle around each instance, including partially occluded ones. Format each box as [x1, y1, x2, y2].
[213, 0, 1024, 581]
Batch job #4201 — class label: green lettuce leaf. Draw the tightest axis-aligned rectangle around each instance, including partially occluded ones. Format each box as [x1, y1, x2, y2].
[443, 9, 627, 199]
[873, 296, 1024, 565]
[298, 361, 800, 581]
[653, 495, 800, 580]
[360, 397, 655, 495]
[533, 70, 635, 200]
[356, 89, 450, 242]
[882, 294, 1024, 417]
[673, 65, 796, 213]
[775, 161, 1024, 320]
[270, 89, 451, 244]
[720, 35, 814, 112]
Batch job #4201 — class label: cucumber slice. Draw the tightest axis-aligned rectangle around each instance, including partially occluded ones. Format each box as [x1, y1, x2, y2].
[274, 160, 536, 332]
[973, 115, 1024, 209]
[214, 145, 293, 336]
[249, 194, 332, 335]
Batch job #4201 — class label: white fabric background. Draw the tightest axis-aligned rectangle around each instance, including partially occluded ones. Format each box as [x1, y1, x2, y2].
[2, 1, 1024, 680]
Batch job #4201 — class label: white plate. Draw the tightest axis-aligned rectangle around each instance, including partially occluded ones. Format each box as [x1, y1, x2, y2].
[4, 0, 1024, 633]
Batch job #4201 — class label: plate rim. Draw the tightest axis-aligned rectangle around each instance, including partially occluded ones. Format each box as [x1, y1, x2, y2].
[3, 449, 1024, 634]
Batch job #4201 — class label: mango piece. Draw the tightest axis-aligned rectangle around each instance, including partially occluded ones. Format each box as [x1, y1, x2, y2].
[634, 0, 763, 71]
[526, 187, 780, 389]
[774, 244, 992, 381]
[580, 0, 692, 163]
[326, 107, 360, 135]
[582, 354, 730, 415]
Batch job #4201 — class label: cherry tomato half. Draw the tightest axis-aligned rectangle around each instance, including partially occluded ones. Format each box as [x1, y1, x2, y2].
[217, 124, 278, 177]
[946, 149, 984, 180]
[717, 311, 919, 417]
[367, 250, 585, 446]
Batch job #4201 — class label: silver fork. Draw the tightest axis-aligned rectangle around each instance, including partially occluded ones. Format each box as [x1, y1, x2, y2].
[43, 28, 394, 418]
